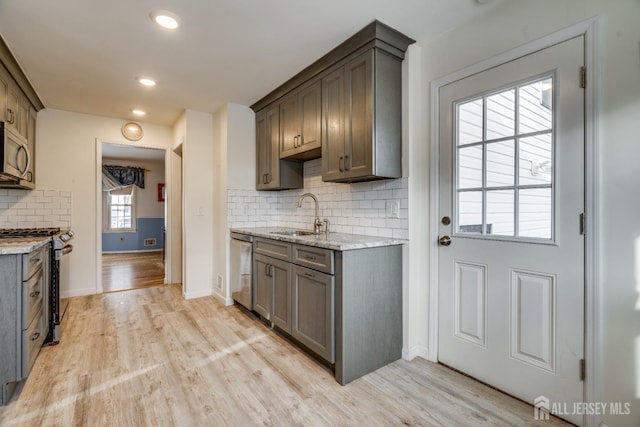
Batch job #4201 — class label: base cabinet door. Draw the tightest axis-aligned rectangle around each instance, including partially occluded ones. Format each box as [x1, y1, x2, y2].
[271, 258, 291, 334]
[292, 265, 335, 363]
[253, 254, 272, 319]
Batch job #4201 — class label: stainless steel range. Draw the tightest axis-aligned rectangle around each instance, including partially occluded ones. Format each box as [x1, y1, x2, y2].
[0, 227, 74, 344]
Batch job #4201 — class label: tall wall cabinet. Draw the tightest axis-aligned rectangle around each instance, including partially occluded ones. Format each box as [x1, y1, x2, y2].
[0, 36, 44, 189]
[251, 21, 414, 190]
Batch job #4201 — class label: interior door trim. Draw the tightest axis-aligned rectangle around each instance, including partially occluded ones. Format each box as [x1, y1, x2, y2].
[427, 18, 599, 427]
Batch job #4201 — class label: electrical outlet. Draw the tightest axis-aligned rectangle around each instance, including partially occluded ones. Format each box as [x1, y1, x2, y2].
[217, 275, 223, 289]
[385, 200, 400, 219]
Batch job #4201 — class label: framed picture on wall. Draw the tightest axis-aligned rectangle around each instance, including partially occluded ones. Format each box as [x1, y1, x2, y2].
[158, 183, 165, 202]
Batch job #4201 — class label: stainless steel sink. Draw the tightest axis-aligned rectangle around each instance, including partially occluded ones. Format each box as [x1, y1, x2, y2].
[269, 230, 317, 237]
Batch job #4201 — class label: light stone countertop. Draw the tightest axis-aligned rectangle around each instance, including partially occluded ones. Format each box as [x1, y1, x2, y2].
[231, 227, 407, 251]
[0, 237, 51, 255]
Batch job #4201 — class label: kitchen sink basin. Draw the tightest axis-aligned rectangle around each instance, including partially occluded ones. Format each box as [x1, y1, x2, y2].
[270, 230, 317, 237]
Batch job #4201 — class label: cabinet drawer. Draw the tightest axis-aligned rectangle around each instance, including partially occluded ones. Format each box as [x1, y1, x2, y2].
[253, 238, 291, 261]
[22, 306, 45, 377]
[22, 246, 45, 281]
[22, 267, 43, 328]
[292, 244, 334, 274]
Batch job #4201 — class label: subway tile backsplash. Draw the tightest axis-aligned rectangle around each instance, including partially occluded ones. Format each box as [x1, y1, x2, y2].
[0, 189, 72, 229]
[228, 159, 408, 239]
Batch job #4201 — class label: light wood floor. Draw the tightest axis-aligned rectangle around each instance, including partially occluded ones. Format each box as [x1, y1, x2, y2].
[102, 251, 165, 293]
[0, 285, 571, 426]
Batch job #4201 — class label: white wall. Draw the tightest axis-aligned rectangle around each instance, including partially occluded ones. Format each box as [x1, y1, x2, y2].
[180, 109, 215, 299]
[411, 1, 640, 425]
[212, 103, 255, 303]
[36, 108, 174, 297]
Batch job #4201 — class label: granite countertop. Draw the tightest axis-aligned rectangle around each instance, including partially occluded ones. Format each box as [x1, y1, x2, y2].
[0, 237, 51, 255]
[231, 227, 407, 251]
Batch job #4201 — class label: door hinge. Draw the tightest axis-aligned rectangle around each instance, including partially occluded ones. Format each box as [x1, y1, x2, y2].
[579, 213, 586, 235]
[580, 359, 586, 381]
[580, 66, 586, 89]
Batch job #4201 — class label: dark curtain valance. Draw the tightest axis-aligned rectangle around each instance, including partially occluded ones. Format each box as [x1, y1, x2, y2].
[103, 165, 145, 189]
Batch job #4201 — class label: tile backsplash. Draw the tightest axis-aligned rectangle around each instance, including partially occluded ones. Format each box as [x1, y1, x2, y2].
[0, 189, 72, 229]
[228, 159, 408, 239]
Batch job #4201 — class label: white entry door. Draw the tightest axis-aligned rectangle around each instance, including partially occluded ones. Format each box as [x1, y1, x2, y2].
[438, 37, 585, 425]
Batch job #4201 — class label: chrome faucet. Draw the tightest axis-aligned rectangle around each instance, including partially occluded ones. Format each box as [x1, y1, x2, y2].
[296, 193, 328, 234]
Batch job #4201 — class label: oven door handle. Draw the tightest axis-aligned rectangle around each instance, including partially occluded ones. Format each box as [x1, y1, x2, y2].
[56, 245, 73, 260]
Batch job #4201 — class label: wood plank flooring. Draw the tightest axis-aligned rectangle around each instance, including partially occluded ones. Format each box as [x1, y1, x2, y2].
[0, 285, 571, 426]
[102, 252, 165, 293]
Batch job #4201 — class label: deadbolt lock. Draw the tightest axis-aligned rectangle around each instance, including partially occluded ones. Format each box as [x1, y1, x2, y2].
[441, 216, 451, 225]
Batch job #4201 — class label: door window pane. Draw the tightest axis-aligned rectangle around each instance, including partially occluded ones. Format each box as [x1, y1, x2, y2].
[454, 75, 554, 241]
[519, 134, 552, 185]
[458, 191, 483, 234]
[486, 89, 515, 140]
[519, 188, 552, 239]
[486, 140, 515, 187]
[458, 99, 483, 145]
[486, 190, 514, 236]
[458, 145, 483, 189]
[519, 78, 553, 134]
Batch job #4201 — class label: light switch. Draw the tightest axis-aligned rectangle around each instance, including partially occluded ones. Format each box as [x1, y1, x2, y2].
[385, 200, 400, 219]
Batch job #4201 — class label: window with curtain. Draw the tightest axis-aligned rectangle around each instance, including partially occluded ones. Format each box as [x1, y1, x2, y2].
[106, 186, 136, 231]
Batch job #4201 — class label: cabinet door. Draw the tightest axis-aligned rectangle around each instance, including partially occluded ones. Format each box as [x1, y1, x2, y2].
[292, 265, 335, 363]
[253, 254, 272, 319]
[256, 107, 280, 190]
[6, 84, 20, 135]
[321, 67, 345, 181]
[18, 94, 29, 139]
[271, 258, 291, 334]
[0, 68, 9, 124]
[279, 93, 299, 158]
[298, 80, 321, 152]
[344, 50, 373, 180]
[255, 110, 268, 189]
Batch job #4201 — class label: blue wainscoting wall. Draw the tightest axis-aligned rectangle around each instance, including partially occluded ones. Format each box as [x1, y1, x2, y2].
[102, 217, 164, 252]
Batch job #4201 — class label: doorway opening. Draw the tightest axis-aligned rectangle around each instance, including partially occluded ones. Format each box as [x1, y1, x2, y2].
[100, 142, 167, 293]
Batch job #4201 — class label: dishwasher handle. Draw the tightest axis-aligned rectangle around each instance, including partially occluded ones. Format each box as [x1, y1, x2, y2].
[230, 232, 253, 243]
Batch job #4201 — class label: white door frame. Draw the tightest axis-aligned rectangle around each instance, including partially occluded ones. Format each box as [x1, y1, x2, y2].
[427, 18, 599, 427]
[95, 138, 174, 294]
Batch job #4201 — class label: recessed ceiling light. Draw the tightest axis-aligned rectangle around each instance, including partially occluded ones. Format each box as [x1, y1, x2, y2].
[150, 10, 182, 30]
[132, 109, 146, 116]
[138, 77, 156, 87]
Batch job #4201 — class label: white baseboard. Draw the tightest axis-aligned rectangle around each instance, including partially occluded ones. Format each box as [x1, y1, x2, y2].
[402, 345, 430, 361]
[61, 287, 96, 298]
[183, 288, 212, 300]
[102, 249, 163, 254]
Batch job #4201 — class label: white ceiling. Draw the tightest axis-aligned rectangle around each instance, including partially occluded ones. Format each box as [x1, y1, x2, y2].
[0, 0, 502, 127]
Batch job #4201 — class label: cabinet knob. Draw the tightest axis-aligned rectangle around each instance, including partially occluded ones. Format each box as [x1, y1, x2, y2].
[31, 331, 40, 341]
[30, 291, 40, 298]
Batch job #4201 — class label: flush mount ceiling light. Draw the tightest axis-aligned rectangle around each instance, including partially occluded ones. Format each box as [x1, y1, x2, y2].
[150, 10, 182, 30]
[131, 109, 145, 116]
[137, 77, 156, 87]
[122, 122, 144, 141]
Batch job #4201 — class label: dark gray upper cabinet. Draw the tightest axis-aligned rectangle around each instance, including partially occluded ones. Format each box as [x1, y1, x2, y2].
[280, 80, 322, 161]
[255, 106, 303, 191]
[251, 21, 414, 189]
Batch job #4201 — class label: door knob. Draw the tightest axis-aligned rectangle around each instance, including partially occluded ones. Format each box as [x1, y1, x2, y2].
[439, 236, 452, 246]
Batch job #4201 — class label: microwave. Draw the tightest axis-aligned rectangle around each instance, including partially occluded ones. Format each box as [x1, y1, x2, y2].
[0, 121, 34, 189]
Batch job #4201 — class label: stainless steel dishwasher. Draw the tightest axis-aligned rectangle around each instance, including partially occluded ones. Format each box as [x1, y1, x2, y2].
[230, 232, 253, 310]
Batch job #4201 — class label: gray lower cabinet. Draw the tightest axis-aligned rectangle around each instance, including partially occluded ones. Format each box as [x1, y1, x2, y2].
[291, 265, 335, 363]
[253, 252, 292, 334]
[0, 244, 49, 405]
[250, 235, 402, 385]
